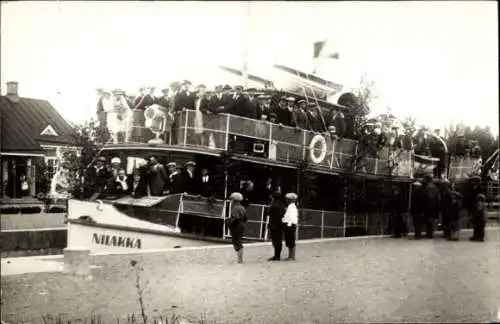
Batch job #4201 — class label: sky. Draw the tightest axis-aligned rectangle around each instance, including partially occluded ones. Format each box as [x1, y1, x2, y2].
[1, 1, 498, 134]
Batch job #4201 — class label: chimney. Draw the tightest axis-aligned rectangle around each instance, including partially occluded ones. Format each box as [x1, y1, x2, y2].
[5, 81, 20, 103]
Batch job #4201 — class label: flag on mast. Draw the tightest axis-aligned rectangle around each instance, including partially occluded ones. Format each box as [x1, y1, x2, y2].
[313, 40, 339, 59]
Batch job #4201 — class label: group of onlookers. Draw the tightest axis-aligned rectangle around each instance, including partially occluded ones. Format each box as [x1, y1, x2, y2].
[389, 175, 488, 242]
[95, 81, 348, 144]
[83, 155, 216, 199]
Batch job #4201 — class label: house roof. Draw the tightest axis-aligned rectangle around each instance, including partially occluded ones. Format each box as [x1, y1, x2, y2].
[1, 95, 76, 154]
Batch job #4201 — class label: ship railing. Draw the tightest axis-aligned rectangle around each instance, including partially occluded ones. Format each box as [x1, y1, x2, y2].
[117, 110, 413, 176]
[448, 156, 482, 180]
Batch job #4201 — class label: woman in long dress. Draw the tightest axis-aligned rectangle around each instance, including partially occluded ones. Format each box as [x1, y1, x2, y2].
[102, 90, 118, 141]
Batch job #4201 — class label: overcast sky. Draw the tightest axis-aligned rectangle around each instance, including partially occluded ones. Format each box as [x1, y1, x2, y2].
[1, 1, 498, 134]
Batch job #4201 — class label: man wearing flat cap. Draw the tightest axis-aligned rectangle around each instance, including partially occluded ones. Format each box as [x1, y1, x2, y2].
[157, 88, 173, 110]
[294, 99, 310, 130]
[174, 80, 196, 112]
[228, 85, 256, 118]
[267, 191, 287, 261]
[328, 109, 346, 138]
[165, 162, 182, 194]
[305, 102, 325, 132]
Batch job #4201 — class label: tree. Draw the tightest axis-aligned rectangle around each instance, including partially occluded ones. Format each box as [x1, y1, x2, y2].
[60, 120, 110, 197]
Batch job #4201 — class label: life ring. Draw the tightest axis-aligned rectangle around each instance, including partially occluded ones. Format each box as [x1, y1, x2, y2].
[309, 134, 328, 164]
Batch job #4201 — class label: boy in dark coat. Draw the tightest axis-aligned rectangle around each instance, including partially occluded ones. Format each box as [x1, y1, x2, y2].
[470, 193, 487, 242]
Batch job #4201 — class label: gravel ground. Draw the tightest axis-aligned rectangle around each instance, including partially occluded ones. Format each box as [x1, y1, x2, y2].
[2, 229, 500, 324]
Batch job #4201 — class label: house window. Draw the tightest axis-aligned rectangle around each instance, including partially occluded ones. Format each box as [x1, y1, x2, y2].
[45, 157, 59, 180]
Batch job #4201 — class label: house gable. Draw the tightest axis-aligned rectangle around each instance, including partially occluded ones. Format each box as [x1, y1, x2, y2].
[40, 125, 59, 137]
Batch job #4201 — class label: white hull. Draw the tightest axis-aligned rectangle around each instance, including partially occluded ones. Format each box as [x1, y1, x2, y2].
[67, 221, 216, 253]
[66, 198, 220, 253]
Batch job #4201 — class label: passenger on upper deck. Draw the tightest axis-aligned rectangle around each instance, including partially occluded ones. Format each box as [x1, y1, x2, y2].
[294, 99, 310, 130]
[305, 102, 324, 132]
[229, 85, 255, 118]
[328, 109, 346, 138]
[156, 87, 173, 110]
[174, 80, 196, 111]
[280, 97, 297, 127]
[208, 85, 225, 114]
[96, 88, 107, 128]
[146, 155, 168, 196]
[134, 86, 156, 110]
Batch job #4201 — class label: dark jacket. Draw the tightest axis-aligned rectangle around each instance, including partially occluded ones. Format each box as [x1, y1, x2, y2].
[228, 94, 256, 118]
[294, 109, 309, 130]
[181, 169, 197, 195]
[198, 174, 215, 197]
[268, 197, 286, 230]
[167, 171, 183, 194]
[421, 183, 441, 218]
[156, 96, 173, 110]
[389, 193, 407, 214]
[228, 202, 247, 227]
[328, 110, 346, 137]
[174, 91, 196, 111]
[134, 94, 156, 110]
[306, 110, 324, 132]
[147, 163, 168, 196]
[275, 108, 295, 127]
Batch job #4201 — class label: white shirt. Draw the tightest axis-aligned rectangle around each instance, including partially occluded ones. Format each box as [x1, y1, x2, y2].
[116, 176, 128, 191]
[202, 175, 209, 183]
[282, 203, 298, 226]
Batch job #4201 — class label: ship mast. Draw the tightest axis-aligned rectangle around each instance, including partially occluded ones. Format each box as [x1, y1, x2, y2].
[242, 1, 251, 88]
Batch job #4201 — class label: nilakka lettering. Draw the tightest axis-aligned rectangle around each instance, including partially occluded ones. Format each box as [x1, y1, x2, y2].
[92, 233, 142, 249]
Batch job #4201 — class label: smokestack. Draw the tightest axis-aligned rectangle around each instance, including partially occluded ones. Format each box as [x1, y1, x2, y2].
[5, 81, 20, 103]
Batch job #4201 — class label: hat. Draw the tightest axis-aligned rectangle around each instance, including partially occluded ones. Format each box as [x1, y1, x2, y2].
[111, 157, 121, 164]
[475, 193, 486, 201]
[102, 89, 112, 94]
[166, 162, 177, 167]
[257, 94, 267, 99]
[285, 193, 298, 200]
[186, 161, 196, 167]
[161, 87, 170, 93]
[413, 181, 422, 186]
[307, 102, 316, 107]
[223, 85, 232, 91]
[96, 156, 107, 162]
[297, 99, 306, 104]
[182, 80, 192, 85]
[234, 85, 244, 91]
[230, 192, 244, 201]
[279, 96, 287, 101]
[286, 97, 295, 102]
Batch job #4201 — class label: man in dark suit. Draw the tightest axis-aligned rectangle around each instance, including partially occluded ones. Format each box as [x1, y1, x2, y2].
[328, 110, 346, 138]
[305, 103, 324, 132]
[198, 168, 215, 198]
[228, 85, 256, 118]
[146, 155, 168, 196]
[267, 191, 286, 261]
[165, 162, 182, 194]
[84, 156, 111, 199]
[182, 161, 197, 194]
[127, 168, 147, 197]
[174, 80, 196, 112]
[156, 88, 172, 110]
[294, 100, 310, 130]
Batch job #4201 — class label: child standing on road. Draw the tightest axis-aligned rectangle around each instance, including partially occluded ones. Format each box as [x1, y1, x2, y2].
[470, 193, 487, 242]
[227, 192, 247, 263]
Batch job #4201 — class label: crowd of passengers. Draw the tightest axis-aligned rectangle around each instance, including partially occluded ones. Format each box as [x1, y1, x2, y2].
[96, 81, 347, 142]
[83, 154, 275, 206]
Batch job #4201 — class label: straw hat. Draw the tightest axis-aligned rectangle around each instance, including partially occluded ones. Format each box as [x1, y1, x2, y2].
[230, 192, 244, 201]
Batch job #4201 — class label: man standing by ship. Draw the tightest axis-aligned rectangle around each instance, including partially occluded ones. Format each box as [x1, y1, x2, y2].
[227, 192, 247, 264]
[267, 191, 286, 261]
[182, 161, 197, 195]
